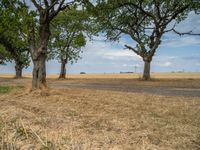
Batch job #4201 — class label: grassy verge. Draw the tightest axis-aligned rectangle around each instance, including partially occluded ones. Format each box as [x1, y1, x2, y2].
[0, 86, 12, 93]
[0, 86, 24, 94]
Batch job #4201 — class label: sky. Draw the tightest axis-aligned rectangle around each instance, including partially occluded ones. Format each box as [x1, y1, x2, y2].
[0, 11, 200, 74]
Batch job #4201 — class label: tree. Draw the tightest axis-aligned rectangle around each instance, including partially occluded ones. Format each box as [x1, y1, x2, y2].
[49, 8, 88, 79]
[93, 0, 200, 80]
[0, 37, 30, 78]
[0, 0, 30, 78]
[28, 0, 81, 89]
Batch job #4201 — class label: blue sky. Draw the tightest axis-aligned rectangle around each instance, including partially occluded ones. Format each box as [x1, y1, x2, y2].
[0, 12, 200, 74]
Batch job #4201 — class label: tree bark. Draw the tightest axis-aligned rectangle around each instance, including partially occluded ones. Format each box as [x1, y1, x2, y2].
[15, 60, 23, 78]
[31, 22, 49, 89]
[142, 57, 151, 80]
[59, 60, 67, 79]
[32, 55, 47, 89]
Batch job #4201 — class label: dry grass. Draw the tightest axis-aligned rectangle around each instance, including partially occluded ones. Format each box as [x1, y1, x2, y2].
[0, 86, 200, 149]
[59, 72, 200, 79]
[0, 72, 200, 79]
[0, 73, 200, 149]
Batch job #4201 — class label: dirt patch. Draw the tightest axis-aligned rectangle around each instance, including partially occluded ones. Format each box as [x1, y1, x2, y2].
[1, 77, 200, 97]
[48, 77, 200, 97]
[50, 81, 200, 97]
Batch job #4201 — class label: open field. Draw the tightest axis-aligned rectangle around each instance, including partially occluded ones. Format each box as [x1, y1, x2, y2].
[0, 73, 200, 149]
[1, 72, 200, 79]
[1, 73, 200, 97]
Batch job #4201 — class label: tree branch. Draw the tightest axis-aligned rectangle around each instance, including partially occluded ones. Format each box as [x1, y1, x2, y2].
[48, 0, 59, 11]
[163, 23, 177, 33]
[172, 29, 200, 36]
[44, 0, 49, 7]
[164, 4, 190, 26]
[118, 1, 157, 21]
[124, 45, 140, 56]
[49, 0, 73, 20]
[31, 0, 43, 11]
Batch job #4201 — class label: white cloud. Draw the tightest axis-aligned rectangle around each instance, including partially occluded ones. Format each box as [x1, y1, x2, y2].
[175, 12, 200, 33]
[158, 62, 172, 67]
[162, 12, 200, 48]
[153, 56, 175, 67]
[82, 40, 140, 61]
[101, 51, 140, 60]
[122, 64, 142, 67]
[122, 64, 128, 67]
[162, 36, 200, 48]
[196, 63, 200, 66]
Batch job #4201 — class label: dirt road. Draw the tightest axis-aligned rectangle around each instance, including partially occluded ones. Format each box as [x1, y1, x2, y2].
[1, 77, 200, 97]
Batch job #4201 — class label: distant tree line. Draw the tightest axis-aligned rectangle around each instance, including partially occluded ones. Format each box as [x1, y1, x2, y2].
[0, 0, 199, 90]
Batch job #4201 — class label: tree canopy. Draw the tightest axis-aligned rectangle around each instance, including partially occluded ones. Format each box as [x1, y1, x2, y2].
[0, 44, 10, 65]
[91, 0, 200, 80]
[0, 0, 30, 77]
[50, 8, 88, 64]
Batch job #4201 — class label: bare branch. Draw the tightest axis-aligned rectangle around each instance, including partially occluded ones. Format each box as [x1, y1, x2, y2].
[164, 23, 177, 33]
[49, 0, 73, 20]
[31, 0, 43, 11]
[48, 1, 58, 11]
[172, 29, 200, 36]
[124, 45, 140, 56]
[164, 4, 190, 26]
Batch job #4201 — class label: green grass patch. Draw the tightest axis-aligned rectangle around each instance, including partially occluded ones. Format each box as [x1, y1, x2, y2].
[0, 86, 12, 93]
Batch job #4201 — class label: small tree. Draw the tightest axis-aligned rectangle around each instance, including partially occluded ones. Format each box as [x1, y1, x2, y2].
[49, 8, 88, 79]
[94, 0, 200, 80]
[0, 39, 30, 78]
[0, 0, 30, 78]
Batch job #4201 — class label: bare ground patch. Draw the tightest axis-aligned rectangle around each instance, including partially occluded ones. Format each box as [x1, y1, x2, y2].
[1, 77, 200, 97]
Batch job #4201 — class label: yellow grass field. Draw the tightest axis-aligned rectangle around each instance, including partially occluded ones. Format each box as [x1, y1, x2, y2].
[0, 73, 200, 149]
[1, 72, 200, 79]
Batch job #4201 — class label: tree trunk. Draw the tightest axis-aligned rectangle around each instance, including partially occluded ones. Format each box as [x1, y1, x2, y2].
[59, 61, 67, 79]
[31, 22, 49, 90]
[32, 55, 47, 89]
[15, 60, 22, 78]
[142, 57, 151, 80]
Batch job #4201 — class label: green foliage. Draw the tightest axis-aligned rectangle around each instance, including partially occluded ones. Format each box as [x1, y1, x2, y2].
[49, 7, 89, 64]
[0, 0, 30, 68]
[0, 44, 11, 65]
[93, 0, 199, 57]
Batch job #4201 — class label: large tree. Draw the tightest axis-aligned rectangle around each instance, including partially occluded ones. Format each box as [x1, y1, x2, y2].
[28, 0, 77, 89]
[49, 8, 88, 79]
[93, 0, 200, 80]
